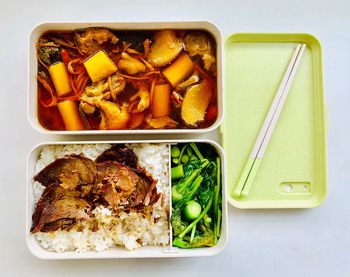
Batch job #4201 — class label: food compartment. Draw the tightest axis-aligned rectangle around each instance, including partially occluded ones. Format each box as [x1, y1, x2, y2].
[28, 22, 223, 134]
[26, 140, 227, 259]
[170, 143, 224, 250]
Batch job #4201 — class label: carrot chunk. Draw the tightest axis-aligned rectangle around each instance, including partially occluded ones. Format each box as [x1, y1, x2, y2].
[48, 62, 72, 97]
[152, 84, 171, 118]
[57, 100, 84, 130]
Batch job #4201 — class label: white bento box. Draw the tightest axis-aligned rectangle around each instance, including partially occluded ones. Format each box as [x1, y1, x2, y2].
[26, 140, 228, 259]
[27, 22, 223, 135]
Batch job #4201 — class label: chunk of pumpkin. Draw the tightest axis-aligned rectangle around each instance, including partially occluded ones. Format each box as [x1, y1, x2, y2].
[162, 53, 194, 87]
[181, 79, 212, 126]
[147, 30, 182, 67]
[83, 50, 117, 83]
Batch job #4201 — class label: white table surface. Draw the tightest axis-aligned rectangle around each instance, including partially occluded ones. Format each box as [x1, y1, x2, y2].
[1, 0, 349, 276]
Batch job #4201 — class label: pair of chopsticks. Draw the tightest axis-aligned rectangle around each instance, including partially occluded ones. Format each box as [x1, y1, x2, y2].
[233, 43, 306, 198]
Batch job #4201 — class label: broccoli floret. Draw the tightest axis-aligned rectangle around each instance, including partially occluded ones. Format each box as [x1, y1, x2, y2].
[37, 39, 61, 65]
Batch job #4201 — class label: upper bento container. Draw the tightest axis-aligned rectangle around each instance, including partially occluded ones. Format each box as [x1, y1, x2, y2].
[223, 33, 327, 209]
[28, 22, 223, 135]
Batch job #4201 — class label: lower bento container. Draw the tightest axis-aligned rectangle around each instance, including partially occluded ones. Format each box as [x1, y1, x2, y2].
[26, 140, 228, 259]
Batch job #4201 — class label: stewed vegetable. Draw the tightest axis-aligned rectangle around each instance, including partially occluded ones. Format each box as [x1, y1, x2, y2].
[36, 28, 218, 131]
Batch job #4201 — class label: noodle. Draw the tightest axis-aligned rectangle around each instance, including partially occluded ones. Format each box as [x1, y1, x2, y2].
[48, 35, 77, 49]
[79, 76, 89, 95]
[76, 72, 86, 88]
[193, 63, 215, 85]
[68, 58, 85, 74]
[118, 71, 160, 80]
[149, 78, 157, 106]
[37, 75, 57, 107]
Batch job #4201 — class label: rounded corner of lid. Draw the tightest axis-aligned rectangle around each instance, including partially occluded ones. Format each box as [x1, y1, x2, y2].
[224, 33, 239, 47]
[299, 33, 322, 51]
[310, 187, 327, 208]
[226, 194, 240, 208]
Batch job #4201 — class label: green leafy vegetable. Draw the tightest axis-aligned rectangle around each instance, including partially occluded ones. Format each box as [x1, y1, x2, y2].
[190, 142, 204, 160]
[170, 143, 222, 249]
[172, 207, 187, 236]
[176, 159, 208, 195]
[173, 230, 216, 248]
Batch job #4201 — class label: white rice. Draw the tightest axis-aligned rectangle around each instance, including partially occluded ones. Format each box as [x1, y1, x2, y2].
[32, 143, 170, 252]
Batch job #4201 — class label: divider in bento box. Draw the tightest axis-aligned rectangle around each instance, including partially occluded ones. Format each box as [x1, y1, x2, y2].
[28, 22, 223, 135]
[26, 140, 227, 259]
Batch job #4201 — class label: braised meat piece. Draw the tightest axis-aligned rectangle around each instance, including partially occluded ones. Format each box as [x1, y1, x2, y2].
[93, 161, 158, 211]
[34, 154, 97, 191]
[40, 219, 76, 232]
[31, 145, 161, 234]
[95, 144, 154, 186]
[30, 184, 91, 233]
[95, 144, 138, 169]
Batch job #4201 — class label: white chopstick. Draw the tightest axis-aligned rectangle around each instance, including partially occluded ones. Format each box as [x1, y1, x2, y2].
[255, 44, 306, 160]
[233, 43, 306, 198]
[250, 44, 303, 159]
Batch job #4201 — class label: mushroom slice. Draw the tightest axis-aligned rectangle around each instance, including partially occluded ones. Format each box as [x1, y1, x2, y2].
[184, 32, 216, 71]
[146, 116, 178, 129]
[98, 100, 130, 130]
[118, 53, 146, 75]
[147, 30, 183, 67]
[75, 28, 118, 55]
[181, 79, 212, 126]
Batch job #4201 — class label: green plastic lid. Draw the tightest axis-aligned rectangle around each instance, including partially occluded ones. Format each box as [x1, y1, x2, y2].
[222, 33, 327, 209]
